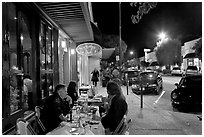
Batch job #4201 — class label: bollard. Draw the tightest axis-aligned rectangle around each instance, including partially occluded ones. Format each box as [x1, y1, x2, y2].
[140, 86, 143, 108]
[126, 81, 129, 95]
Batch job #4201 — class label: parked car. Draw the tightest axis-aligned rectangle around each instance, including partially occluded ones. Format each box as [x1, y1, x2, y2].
[132, 71, 163, 95]
[124, 70, 140, 86]
[184, 66, 199, 76]
[171, 75, 202, 110]
[171, 67, 182, 76]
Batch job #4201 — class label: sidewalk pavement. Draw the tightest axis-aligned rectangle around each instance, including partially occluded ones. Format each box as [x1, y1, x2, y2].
[94, 85, 202, 135]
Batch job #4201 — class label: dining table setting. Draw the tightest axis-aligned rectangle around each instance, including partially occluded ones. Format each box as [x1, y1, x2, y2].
[46, 89, 107, 135]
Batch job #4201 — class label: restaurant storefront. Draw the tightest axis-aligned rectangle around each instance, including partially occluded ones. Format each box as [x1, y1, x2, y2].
[2, 2, 93, 134]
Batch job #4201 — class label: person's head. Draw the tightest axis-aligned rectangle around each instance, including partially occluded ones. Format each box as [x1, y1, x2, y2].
[54, 84, 67, 99]
[106, 81, 121, 96]
[67, 81, 77, 93]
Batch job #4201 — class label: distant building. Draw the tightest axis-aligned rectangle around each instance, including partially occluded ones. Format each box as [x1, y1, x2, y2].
[181, 38, 202, 71]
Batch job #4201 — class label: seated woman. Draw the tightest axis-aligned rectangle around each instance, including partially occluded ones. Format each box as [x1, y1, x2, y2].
[101, 81, 128, 134]
[40, 84, 72, 132]
[67, 81, 78, 107]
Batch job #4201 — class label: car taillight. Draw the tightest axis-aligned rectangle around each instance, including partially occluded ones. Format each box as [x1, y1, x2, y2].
[171, 92, 178, 99]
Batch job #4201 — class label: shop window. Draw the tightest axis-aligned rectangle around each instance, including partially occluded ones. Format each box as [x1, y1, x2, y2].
[7, 3, 21, 114]
[40, 23, 54, 99]
[21, 11, 32, 109]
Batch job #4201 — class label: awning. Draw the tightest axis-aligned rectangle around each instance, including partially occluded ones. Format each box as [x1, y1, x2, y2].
[184, 52, 196, 59]
[102, 48, 115, 59]
[37, 2, 94, 43]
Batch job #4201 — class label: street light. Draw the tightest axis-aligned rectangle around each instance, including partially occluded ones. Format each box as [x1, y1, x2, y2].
[158, 32, 166, 41]
[130, 51, 134, 55]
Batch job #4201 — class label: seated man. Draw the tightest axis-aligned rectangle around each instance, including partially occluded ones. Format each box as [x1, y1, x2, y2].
[101, 81, 128, 134]
[40, 84, 72, 132]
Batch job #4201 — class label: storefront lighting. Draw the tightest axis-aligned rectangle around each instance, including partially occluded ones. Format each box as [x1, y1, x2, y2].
[20, 35, 24, 41]
[71, 49, 75, 55]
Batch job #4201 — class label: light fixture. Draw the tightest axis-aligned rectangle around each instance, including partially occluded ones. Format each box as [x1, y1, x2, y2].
[71, 49, 75, 55]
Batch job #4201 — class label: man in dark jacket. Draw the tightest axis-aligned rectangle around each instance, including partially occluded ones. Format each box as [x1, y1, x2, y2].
[101, 81, 128, 134]
[40, 84, 72, 132]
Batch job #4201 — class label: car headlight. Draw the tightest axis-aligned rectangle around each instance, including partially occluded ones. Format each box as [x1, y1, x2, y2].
[149, 84, 157, 87]
[132, 85, 137, 88]
[171, 92, 178, 99]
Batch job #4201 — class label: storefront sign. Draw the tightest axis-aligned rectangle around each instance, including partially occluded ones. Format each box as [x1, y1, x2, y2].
[76, 42, 102, 56]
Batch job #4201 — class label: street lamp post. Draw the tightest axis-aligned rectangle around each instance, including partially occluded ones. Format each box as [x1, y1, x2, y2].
[119, 2, 122, 80]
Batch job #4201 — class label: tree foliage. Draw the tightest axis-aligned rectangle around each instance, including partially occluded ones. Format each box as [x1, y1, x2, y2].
[130, 2, 157, 24]
[192, 38, 202, 60]
[154, 39, 182, 66]
[102, 34, 127, 62]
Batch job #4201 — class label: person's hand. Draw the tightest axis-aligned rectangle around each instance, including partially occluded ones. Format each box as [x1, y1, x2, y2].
[65, 95, 72, 105]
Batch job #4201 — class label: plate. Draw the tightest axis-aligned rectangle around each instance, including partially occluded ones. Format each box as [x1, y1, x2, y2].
[69, 128, 77, 133]
[72, 132, 79, 135]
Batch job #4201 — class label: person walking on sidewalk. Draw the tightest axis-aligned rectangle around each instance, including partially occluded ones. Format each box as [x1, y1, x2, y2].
[101, 81, 128, 134]
[91, 68, 99, 87]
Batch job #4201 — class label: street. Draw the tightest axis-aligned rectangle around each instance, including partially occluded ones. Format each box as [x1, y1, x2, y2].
[131, 75, 201, 114]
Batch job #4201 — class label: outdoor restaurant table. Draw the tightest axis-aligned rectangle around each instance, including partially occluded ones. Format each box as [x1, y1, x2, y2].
[78, 95, 104, 106]
[79, 85, 91, 95]
[46, 106, 104, 135]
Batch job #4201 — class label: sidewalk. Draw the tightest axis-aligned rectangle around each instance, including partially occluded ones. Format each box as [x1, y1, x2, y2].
[94, 86, 202, 135]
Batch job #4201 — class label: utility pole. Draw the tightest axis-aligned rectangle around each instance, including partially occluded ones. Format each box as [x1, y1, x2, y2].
[119, 2, 122, 80]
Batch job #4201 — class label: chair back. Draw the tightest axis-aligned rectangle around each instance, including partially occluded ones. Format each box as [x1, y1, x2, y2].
[16, 118, 36, 135]
[112, 114, 131, 135]
[35, 106, 46, 133]
[112, 115, 126, 135]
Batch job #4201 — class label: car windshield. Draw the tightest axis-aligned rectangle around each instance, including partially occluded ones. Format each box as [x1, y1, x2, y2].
[187, 66, 198, 70]
[140, 72, 157, 79]
[180, 76, 202, 86]
[127, 71, 139, 78]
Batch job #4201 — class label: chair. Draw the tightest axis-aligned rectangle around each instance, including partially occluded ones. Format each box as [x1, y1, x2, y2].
[35, 106, 46, 134]
[112, 115, 131, 135]
[16, 118, 36, 135]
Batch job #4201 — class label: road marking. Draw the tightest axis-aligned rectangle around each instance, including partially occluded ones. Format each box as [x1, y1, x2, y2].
[154, 90, 166, 105]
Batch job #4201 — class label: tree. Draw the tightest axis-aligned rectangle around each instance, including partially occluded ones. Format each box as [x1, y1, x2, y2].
[102, 34, 127, 62]
[154, 39, 182, 66]
[130, 2, 157, 24]
[192, 38, 202, 60]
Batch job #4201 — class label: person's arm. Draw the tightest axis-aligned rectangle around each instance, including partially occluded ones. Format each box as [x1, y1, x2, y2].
[59, 113, 68, 121]
[65, 95, 72, 105]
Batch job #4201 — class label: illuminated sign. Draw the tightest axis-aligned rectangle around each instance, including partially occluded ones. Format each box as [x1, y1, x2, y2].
[76, 42, 102, 56]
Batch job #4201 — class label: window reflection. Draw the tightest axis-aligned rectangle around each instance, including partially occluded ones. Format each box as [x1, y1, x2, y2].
[8, 3, 21, 114]
[40, 23, 54, 99]
[21, 11, 32, 110]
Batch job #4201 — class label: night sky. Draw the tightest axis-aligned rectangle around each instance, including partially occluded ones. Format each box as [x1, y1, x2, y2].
[92, 2, 202, 57]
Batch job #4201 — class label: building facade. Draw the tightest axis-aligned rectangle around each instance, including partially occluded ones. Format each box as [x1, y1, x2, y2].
[2, 2, 94, 133]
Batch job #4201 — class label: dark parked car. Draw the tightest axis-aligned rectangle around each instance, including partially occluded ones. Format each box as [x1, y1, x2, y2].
[171, 75, 202, 110]
[132, 71, 163, 95]
[124, 70, 140, 86]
